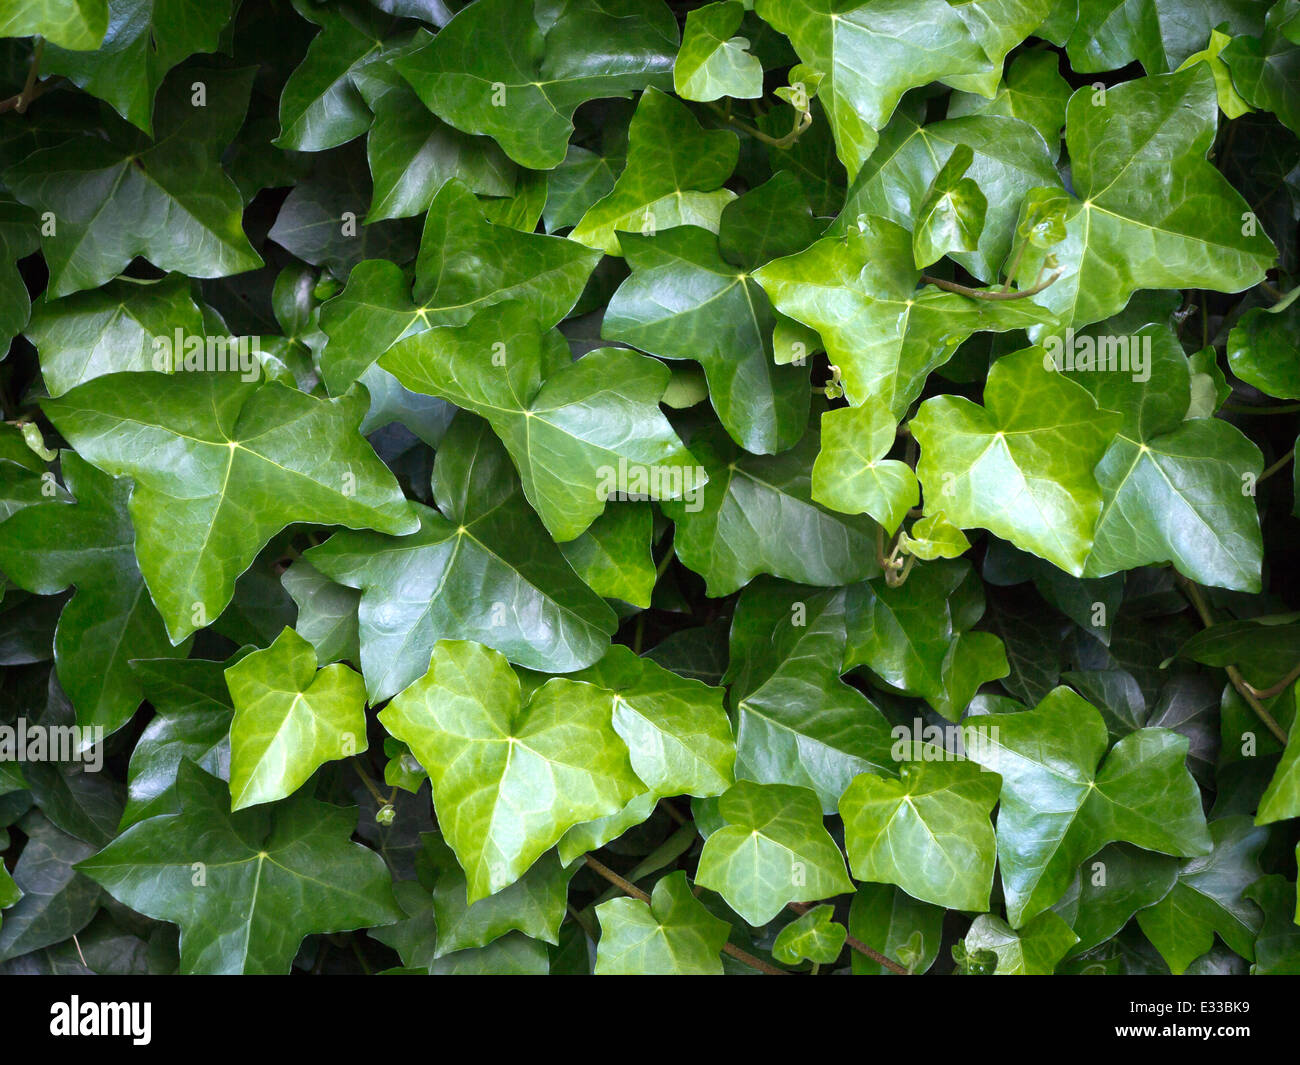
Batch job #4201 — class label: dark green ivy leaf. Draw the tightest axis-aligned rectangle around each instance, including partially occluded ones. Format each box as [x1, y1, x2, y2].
[393, 0, 678, 170]
[41, 0, 236, 133]
[78, 761, 403, 974]
[4, 66, 262, 298]
[966, 686, 1212, 927]
[44, 371, 417, 643]
[305, 414, 617, 702]
[0, 452, 185, 737]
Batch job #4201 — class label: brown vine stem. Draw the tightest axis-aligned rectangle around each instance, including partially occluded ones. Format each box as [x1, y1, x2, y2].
[998, 237, 1029, 293]
[785, 902, 910, 974]
[582, 855, 790, 975]
[1177, 577, 1289, 744]
[921, 268, 1063, 301]
[351, 758, 389, 805]
[705, 101, 812, 149]
[1246, 661, 1300, 701]
[0, 39, 50, 115]
[883, 552, 916, 588]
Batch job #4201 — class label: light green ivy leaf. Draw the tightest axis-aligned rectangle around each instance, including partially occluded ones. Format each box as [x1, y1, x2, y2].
[594, 870, 731, 974]
[224, 626, 369, 811]
[379, 640, 644, 902]
[913, 347, 1122, 576]
[965, 686, 1212, 927]
[841, 757, 1001, 911]
[695, 780, 852, 925]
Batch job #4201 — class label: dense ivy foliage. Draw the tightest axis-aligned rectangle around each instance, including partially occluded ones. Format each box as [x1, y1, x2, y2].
[0, 0, 1299, 976]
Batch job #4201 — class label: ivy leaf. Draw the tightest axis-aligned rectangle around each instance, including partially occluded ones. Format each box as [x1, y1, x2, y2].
[569, 88, 739, 255]
[849, 883, 944, 974]
[962, 911, 1078, 974]
[430, 930, 550, 974]
[755, 216, 1055, 416]
[542, 145, 622, 234]
[0, 0, 110, 50]
[318, 179, 599, 394]
[718, 171, 824, 270]
[425, 834, 575, 957]
[381, 302, 701, 542]
[77, 761, 402, 974]
[725, 580, 896, 811]
[3, 66, 262, 299]
[1135, 816, 1266, 974]
[558, 504, 656, 608]
[478, 166, 548, 232]
[224, 626, 369, 811]
[306, 414, 616, 702]
[1060, 0, 1267, 74]
[22, 676, 126, 847]
[1176, 618, 1300, 690]
[553, 644, 733, 858]
[1245, 874, 1300, 974]
[351, 39, 516, 222]
[1176, 27, 1253, 119]
[594, 870, 730, 974]
[0, 860, 18, 916]
[912, 347, 1122, 576]
[1088, 419, 1265, 585]
[966, 686, 1212, 927]
[838, 106, 1063, 285]
[41, 0, 236, 133]
[931, 632, 1010, 721]
[1014, 67, 1277, 328]
[897, 512, 972, 561]
[569, 644, 736, 802]
[0, 452, 185, 737]
[947, 49, 1071, 146]
[695, 780, 852, 925]
[274, 0, 388, 152]
[674, 1, 764, 102]
[1227, 288, 1300, 399]
[1221, 5, 1300, 134]
[772, 903, 846, 965]
[379, 640, 644, 902]
[266, 144, 419, 282]
[842, 560, 979, 702]
[1256, 685, 1300, 824]
[1062, 323, 1266, 591]
[121, 656, 238, 829]
[392, 0, 678, 170]
[43, 371, 418, 643]
[25, 274, 204, 397]
[280, 561, 362, 667]
[0, 198, 38, 353]
[558, 793, 659, 866]
[840, 757, 1001, 911]
[812, 401, 918, 533]
[1053, 842, 1180, 955]
[666, 423, 880, 596]
[603, 225, 810, 454]
[754, 0, 1053, 176]
[0, 813, 99, 964]
[911, 144, 987, 269]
